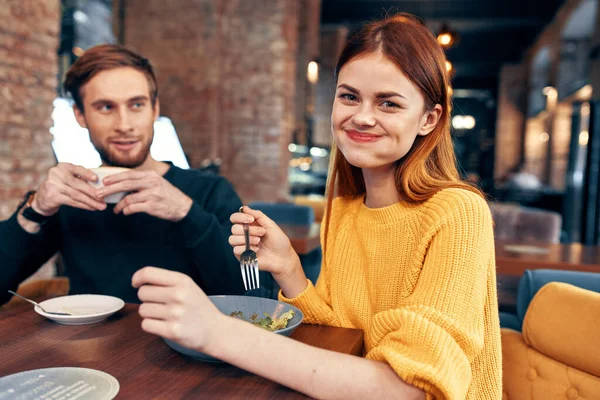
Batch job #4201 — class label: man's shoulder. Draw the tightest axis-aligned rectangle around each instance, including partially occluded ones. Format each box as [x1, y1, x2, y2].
[168, 166, 240, 206]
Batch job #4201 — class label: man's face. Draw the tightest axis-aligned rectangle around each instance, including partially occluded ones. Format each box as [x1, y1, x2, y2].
[73, 67, 159, 168]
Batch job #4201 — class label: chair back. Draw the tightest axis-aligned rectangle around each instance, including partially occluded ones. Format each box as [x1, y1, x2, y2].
[502, 283, 600, 400]
[293, 195, 325, 223]
[249, 202, 314, 226]
[516, 269, 600, 322]
[490, 203, 562, 243]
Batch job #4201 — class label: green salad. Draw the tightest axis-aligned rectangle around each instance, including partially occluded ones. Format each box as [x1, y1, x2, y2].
[230, 309, 295, 331]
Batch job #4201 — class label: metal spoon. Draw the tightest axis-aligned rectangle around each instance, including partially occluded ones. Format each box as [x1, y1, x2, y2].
[7, 290, 71, 316]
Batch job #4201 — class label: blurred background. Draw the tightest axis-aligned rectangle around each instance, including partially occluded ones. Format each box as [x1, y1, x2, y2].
[2, 0, 600, 245]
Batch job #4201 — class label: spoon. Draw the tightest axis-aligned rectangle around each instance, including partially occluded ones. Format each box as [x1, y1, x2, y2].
[7, 290, 71, 316]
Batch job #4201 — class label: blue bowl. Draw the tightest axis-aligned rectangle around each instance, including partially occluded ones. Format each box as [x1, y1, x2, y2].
[163, 295, 304, 362]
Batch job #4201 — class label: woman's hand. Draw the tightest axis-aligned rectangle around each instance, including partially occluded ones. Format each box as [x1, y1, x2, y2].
[230, 206, 308, 297]
[229, 206, 299, 279]
[131, 266, 224, 352]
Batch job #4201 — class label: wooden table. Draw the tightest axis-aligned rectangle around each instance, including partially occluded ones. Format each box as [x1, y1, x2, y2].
[0, 304, 363, 399]
[495, 240, 600, 310]
[281, 223, 321, 255]
[495, 240, 600, 276]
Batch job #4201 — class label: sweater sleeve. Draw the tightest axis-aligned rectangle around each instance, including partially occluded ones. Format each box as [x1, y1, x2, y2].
[279, 206, 340, 326]
[0, 209, 61, 305]
[176, 176, 245, 295]
[278, 273, 339, 326]
[365, 192, 495, 400]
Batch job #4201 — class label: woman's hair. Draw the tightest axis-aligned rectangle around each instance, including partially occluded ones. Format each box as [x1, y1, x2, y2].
[323, 13, 482, 225]
[64, 44, 158, 112]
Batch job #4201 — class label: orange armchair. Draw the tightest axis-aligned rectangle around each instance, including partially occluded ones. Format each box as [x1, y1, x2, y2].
[502, 282, 600, 399]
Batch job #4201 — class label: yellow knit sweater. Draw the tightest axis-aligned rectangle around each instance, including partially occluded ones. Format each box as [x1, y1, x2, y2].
[280, 188, 502, 399]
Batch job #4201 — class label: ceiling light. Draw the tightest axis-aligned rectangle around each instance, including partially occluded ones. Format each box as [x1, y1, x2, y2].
[437, 24, 459, 49]
[438, 33, 452, 46]
[452, 115, 475, 130]
[542, 86, 556, 96]
[73, 10, 89, 24]
[581, 102, 590, 117]
[463, 116, 476, 129]
[452, 116, 464, 129]
[72, 46, 85, 57]
[578, 84, 593, 100]
[307, 61, 319, 84]
[579, 131, 589, 146]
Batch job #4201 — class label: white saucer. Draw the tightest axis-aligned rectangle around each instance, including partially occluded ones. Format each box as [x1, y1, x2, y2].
[35, 295, 125, 325]
[503, 244, 550, 255]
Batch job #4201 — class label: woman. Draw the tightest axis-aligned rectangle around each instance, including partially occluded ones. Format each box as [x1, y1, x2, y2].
[132, 13, 502, 399]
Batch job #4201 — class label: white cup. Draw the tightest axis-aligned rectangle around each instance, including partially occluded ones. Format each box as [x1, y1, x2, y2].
[89, 167, 130, 203]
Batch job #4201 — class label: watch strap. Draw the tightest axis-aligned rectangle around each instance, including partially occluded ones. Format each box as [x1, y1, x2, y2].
[20, 191, 50, 225]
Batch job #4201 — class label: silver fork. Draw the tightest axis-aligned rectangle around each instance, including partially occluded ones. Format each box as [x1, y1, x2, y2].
[240, 223, 260, 291]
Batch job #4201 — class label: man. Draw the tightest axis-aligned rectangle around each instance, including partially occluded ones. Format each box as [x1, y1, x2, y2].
[0, 44, 245, 305]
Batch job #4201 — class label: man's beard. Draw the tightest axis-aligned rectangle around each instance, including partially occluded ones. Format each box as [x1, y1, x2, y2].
[94, 137, 153, 168]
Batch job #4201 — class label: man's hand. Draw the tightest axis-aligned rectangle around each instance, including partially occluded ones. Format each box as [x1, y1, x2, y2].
[33, 163, 107, 216]
[98, 170, 193, 222]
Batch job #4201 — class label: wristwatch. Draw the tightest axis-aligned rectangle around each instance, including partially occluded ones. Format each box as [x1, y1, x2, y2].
[20, 190, 51, 225]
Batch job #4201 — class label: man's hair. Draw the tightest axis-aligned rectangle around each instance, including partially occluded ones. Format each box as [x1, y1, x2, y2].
[63, 44, 158, 111]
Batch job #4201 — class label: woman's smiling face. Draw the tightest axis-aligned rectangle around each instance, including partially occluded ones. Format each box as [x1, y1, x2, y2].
[332, 52, 438, 171]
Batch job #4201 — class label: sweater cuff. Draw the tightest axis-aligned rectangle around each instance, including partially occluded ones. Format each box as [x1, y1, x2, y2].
[278, 280, 337, 325]
[176, 201, 214, 247]
[278, 279, 313, 302]
[0, 212, 47, 258]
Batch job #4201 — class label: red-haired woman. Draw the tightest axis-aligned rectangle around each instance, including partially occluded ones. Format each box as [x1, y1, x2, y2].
[133, 13, 502, 399]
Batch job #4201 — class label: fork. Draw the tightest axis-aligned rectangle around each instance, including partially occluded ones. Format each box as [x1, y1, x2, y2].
[7, 290, 71, 316]
[240, 222, 260, 291]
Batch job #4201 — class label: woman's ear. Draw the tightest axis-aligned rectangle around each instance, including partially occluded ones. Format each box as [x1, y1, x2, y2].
[417, 104, 443, 136]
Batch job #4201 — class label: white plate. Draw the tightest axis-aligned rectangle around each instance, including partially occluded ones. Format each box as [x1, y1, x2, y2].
[35, 295, 125, 325]
[0, 367, 119, 399]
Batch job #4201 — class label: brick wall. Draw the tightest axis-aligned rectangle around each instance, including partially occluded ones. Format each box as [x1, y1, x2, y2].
[123, 0, 221, 169]
[218, 0, 299, 202]
[0, 1, 60, 219]
[124, 0, 315, 203]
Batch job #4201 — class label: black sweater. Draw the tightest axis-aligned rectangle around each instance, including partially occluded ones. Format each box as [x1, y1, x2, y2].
[0, 166, 246, 305]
